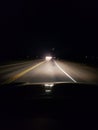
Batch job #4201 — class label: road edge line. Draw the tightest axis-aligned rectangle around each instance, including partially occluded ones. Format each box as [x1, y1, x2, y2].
[54, 61, 77, 83]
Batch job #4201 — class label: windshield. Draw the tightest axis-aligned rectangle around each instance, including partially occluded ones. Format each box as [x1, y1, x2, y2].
[0, 0, 97, 85]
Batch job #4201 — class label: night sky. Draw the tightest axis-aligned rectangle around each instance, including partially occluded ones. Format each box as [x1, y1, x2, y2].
[0, 0, 97, 60]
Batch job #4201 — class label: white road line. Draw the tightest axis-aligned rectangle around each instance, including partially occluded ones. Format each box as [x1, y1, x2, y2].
[54, 61, 77, 83]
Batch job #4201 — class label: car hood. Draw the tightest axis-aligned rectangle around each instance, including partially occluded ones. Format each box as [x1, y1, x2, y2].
[1, 82, 98, 99]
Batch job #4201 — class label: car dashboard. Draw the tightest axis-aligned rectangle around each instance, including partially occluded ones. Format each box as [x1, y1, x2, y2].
[0, 83, 98, 130]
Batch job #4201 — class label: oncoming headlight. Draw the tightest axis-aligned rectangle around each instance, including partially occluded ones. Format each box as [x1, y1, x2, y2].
[45, 56, 52, 61]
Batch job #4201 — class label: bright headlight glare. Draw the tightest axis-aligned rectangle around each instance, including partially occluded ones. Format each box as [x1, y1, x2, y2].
[45, 56, 52, 61]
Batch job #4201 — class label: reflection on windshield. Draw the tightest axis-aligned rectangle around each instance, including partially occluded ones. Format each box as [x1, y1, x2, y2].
[44, 83, 54, 87]
[44, 83, 54, 93]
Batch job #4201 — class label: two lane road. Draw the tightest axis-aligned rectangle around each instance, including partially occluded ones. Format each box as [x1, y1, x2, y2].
[0, 59, 98, 85]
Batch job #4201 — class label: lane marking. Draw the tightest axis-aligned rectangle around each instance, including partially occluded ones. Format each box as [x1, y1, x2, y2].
[2, 61, 45, 84]
[54, 61, 77, 83]
[0, 61, 32, 68]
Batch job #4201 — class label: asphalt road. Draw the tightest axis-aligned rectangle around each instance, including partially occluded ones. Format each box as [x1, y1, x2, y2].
[0, 59, 98, 85]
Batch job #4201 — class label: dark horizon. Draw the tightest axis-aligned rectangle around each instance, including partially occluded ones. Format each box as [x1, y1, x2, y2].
[0, 0, 97, 61]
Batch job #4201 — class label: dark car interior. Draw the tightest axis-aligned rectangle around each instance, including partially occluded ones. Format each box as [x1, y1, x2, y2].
[0, 83, 98, 130]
